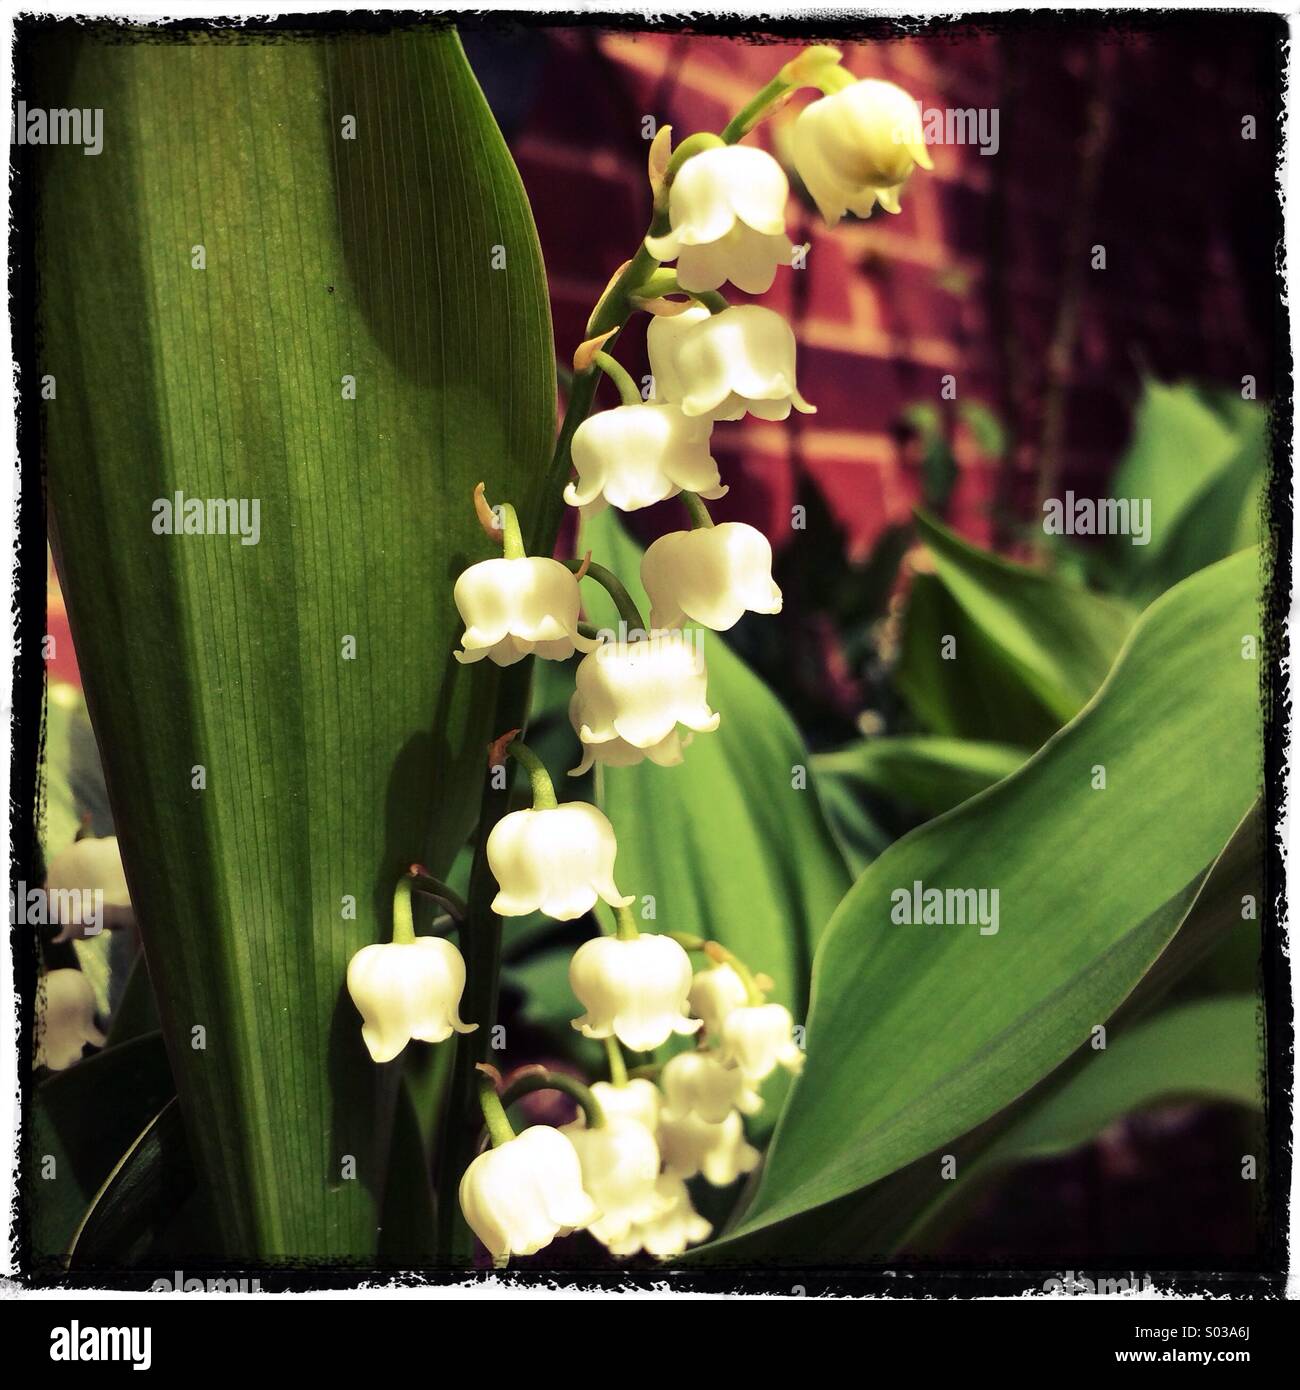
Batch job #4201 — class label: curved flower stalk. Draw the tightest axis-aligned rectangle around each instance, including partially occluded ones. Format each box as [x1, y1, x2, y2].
[642, 522, 783, 631]
[34, 968, 104, 1071]
[648, 304, 815, 422]
[644, 144, 795, 294]
[564, 403, 726, 515]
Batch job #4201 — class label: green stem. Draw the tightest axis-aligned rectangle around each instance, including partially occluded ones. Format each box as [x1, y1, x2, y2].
[568, 558, 647, 634]
[497, 502, 525, 560]
[391, 875, 416, 945]
[507, 739, 558, 811]
[409, 872, 468, 924]
[615, 902, 640, 942]
[500, 1069, 606, 1128]
[628, 267, 681, 302]
[605, 1036, 628, 1088]
[666, 930, 708, 952]
[477, 1072, 516, 1148]
[681, 491, 716, 530]
[627, 1062, 662, 1082]
[688, 289, 729, 315]
[592, 351, 643, 408]
[721, 75, 792, 143]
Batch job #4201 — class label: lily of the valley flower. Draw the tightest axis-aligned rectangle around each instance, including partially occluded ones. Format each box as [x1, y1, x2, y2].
[687, 961, 751, 1035]
[571, 630, 719, 768]
[45, 834, 132, 943]
[35, 969, 104, 1071]
[720, 1001, 805, 1082]
[454, 556, 599, 666]
[590, 1077, 662, 1133]
[570, 931, 702, 1051]
[564, 404, 727, 515]
[648, 304, 815, 422]
[792, 77, 933, 226]
[459, 1125, 599, 1261]
[661, 1048, 762, 1124]
[567, 692, 691, 776]
[562, 1115, 665, 1245]
[346, 937, 476, 1064]
[645, 146, 795, 294]
[658, 1106, 761, 1187]
[605, 1173, 713, 1258]
[642, 522, 783, 631]
[488, 802, 633, 920]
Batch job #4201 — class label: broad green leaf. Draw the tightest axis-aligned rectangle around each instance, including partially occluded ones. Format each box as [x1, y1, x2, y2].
[714, 549, 1260, 1248]
[577, 512, 851, 1127]
[814, 735, 1027, 819]
[39, 27, 555, 1259]
[27, 1033, 174, 1263]
[914, 511, 1135, 725]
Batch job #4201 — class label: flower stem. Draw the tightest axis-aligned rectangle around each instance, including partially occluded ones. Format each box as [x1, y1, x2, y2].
[408, 870, 469, 924]
[721, 75, 793, 143]
[568, 557, 647, 633]
[688, 289, 729, 315]
[507, 739, 558, 811]
[666, 930, 708, 952]
[391, 875, 416, 945]
[500, 1067, 607, 1128]
[681, 491, 716, 529]
[592, 351, 643, 408]
[477, 1071, 516, 1148]
[497, 502, 526, 560]
[605, 1036, 628, 1087]
[615, 902, 640, 942]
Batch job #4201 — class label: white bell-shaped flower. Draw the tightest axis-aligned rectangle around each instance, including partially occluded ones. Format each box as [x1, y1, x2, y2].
[35, 969, 104, 1071]
[720, 1002, 805, 1082]
[487, 802, 633, 920]
[454, 556, 599, 666]
[46, 834, 132, 943]
[567, 692, 691, 776]
[687, 962, 750, 1035]
[792, 77, 933, 226]
[458, 1125, 599, 1261]
[658, 1106, 760, 1187]
[661, 1048, 762, 1123]
[642, 523, 783, 631]
[644, 146, 794, 294]
[570, 932, 702, 1051]
[590, 1077, 663, 1133]
[606, 1173, 713, 1258]
[346, 937, 476, 1064]
[562, 1115, 665, 1246]
[571, 630, 719, 762]
[648, 304, 814, 422]
[564, 404, 727, 516]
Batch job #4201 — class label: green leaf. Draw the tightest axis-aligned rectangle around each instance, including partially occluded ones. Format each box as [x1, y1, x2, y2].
[913, 510, 1135, 725]
[27, 1033, 174, 1263]
[39, 26, 555, 1259]
[713, 548, 1260, 1248]
[814, 735, 1027, 819]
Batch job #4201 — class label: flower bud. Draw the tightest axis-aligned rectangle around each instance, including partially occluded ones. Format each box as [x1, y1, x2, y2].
[687, 962, 750, 1035]
[792, 78, 933, 226]
[605, 1173, 713, 1258]
[571, 631, 719, 764]
[562, 1115, 665, 1245]
[719, 1002, 805, 1082]
[658, 1106, 760, 1186]
[648, 304, 814, 422]
[570, 932, 703, 1051]
[346, 937, 476, 1064]
[487, 802, 633, 920]
[642, 523, 782, 631]
[644, 146, 794, 294]
[458, 1125, 598, 1260]
[661, 1048, 762, 1123]
[35, 969, 104, 1071]
[454, 556, 599, 666]
[564, 404, 727, 515]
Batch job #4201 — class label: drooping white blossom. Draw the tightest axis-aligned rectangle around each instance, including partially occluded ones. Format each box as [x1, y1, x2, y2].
[35, 969, 104, 1071]
[687, 962, 750, 1036]
[657, 1106, 760, 1187]
[346, 937, 476, 1064]
[719, 1001, 805, 1083]
[45, 834, 131, 943]
[570, 932, 702, 1052]
[590, 1077, 663, 1134]
[562, 1115, 666, 1246]
[487, 802, 633, 921]
[642, 523, 783, 631]
[645, 146, 794, 294]
[567, 692, 691, 777]
[454, 556, 599, 666]
[661, 1048, 763, 1124]
[605, 1173, 713, 1258]
[459, 1125, 599, 1261]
